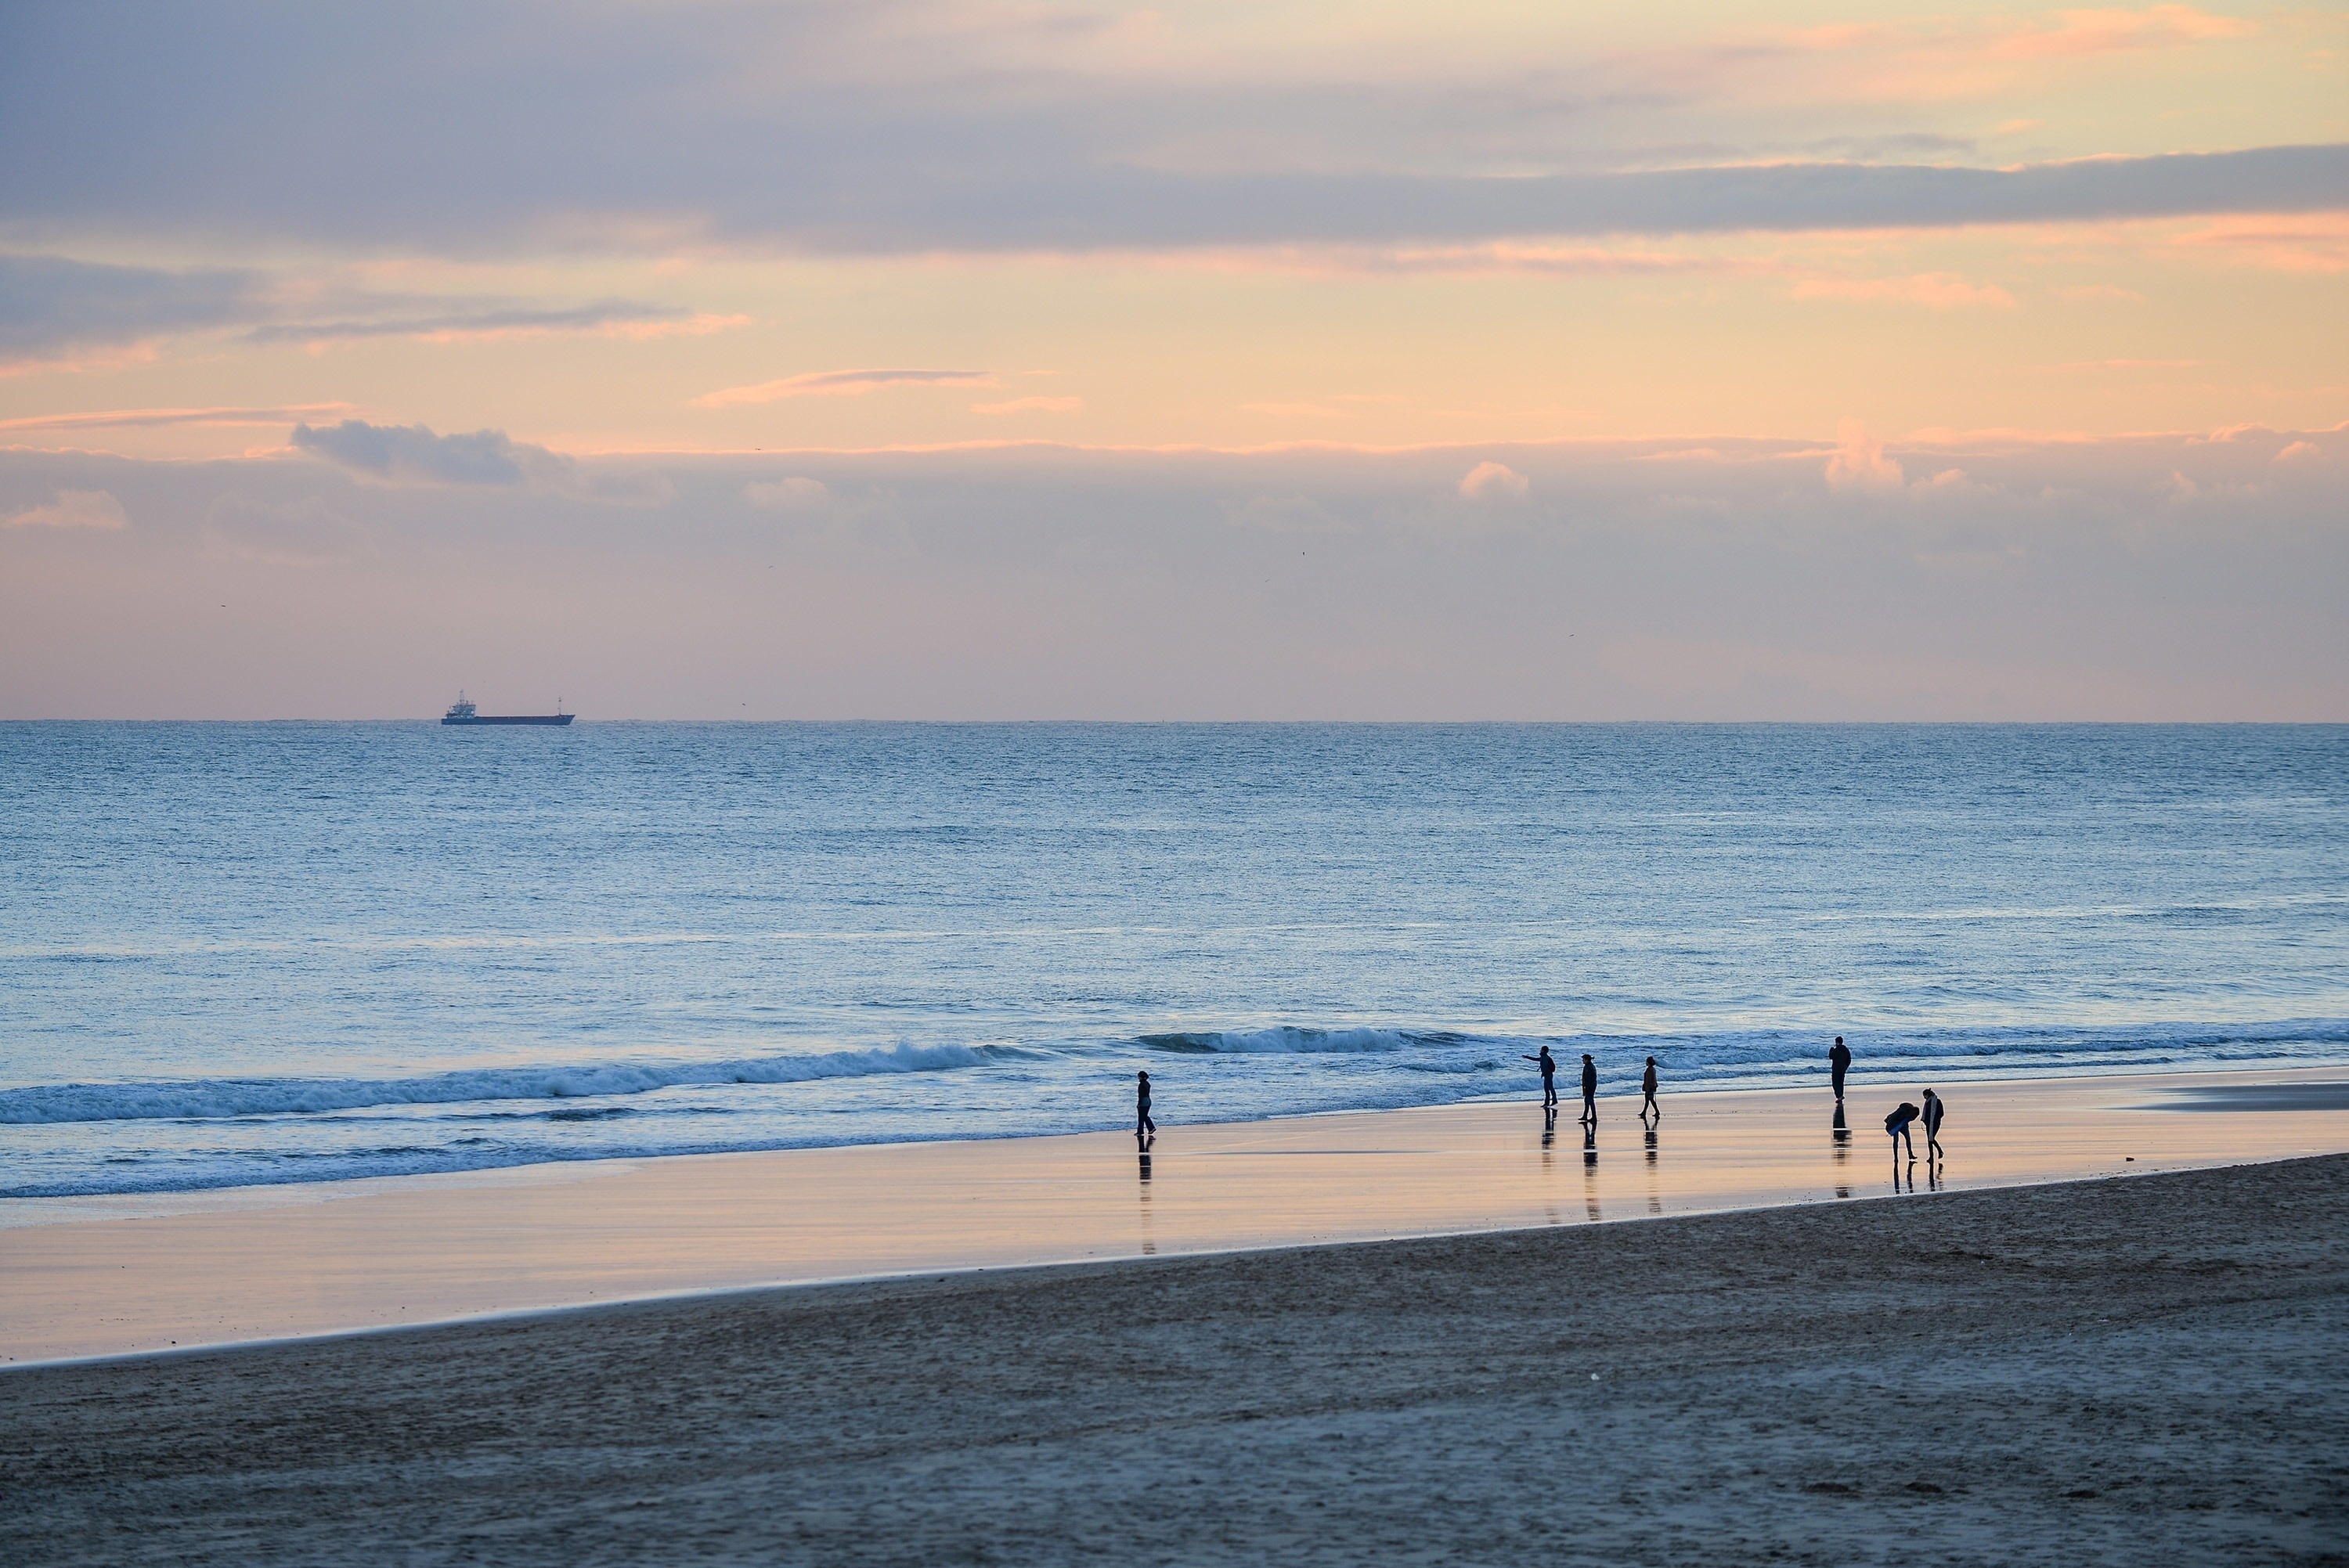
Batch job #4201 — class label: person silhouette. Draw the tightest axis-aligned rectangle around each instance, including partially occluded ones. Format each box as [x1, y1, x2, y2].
[1135, 1069, 1156, 1146]
[1640, 1056, 1660, 1123]
[1921, 1088, 1945, 1159]
[1829, 1036, 1852, 1101]
[1885, 1100, 1920, 1162]
[1522, 1045, 1559, 1108]
[1579, 1054, 1598, 1125]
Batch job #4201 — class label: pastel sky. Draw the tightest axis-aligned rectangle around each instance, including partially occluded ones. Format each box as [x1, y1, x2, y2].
[2, 0, 2344, 718]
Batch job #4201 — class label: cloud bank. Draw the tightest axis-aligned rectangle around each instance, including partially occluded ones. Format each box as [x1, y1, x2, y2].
[291, 420, 668, 504]
[5, 424, 2343, 719]
[3, 5, 2341, 256]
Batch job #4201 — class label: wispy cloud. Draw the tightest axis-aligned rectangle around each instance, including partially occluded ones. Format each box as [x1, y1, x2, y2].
[2032, 359, 2204, 373]
[1989, 5, 2256, 61]
[1793, 273, 2015, 308]
[1241, 402, 1344, 419]
[249, 304, 745, 347]
[695, 369, 999, 408]
[970, 396, 1081, 416]
[0, 404, 355, 433]
[0, 254, 261, 363]
[2167, 213, 2349, 273]
[0, 254, 739, 363]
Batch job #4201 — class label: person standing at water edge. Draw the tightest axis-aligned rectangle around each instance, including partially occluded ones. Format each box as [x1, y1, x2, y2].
[1922, 1089, 1945, 1159]
[1640, 1057, 1660, 1123]
[1135, 1071, 1156, 1146]
[1829, 1036, 1852, 1101]
[1579, 1054, 1599, 1125]
[1885, 1101, 1920, 1161]
[1523, 1045, 1559, 1109]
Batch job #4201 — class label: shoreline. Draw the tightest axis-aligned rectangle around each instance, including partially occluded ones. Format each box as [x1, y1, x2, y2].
[5, 1062, 2347, 1366]
[8, 1154, 2344, 1564]
[8, 1051, 2343, 1221]
[0, 1146, 2308, 1379]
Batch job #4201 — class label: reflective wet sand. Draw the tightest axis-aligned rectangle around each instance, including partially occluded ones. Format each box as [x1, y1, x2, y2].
[5, 1064, 2347, 1364]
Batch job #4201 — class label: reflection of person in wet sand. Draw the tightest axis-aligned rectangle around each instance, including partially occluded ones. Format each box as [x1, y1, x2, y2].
[1829, 1036, 1851, 1101]
[1640, 1056, 1660, 1123]
[1135, 1070, 1156, 1147]
[1922, 1088, 1946, 1159]
[1522, 1045, 1558, 1109]
[1579, 1054, 1598, 1125]
[1885, 1100, 1920, 1162]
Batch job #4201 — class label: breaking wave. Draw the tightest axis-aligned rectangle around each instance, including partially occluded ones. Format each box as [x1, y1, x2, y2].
[0, 1041, 1007, 1126]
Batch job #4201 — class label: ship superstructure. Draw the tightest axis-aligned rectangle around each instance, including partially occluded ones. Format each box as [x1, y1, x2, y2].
[442, 692, 574, 726]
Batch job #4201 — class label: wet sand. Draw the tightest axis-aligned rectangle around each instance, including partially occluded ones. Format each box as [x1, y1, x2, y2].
[5, 1065, 2349, 1364]
[5, 1152, 2344, 1566]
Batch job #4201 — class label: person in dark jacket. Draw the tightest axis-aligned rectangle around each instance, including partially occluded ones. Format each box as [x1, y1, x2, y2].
[1921, 1088, 1945, 1159]
[1522, 1045, 1559, 1108]
[1640, 1056, 1660, 1123]
[1579, 1054, 1599, 1125]
[1885, 1100, 1920, 1160]
[1829, 1036, 1852, 1101]
[1135, 1069, 1156, 1146]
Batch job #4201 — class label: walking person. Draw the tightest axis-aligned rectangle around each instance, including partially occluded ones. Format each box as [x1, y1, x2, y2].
[1579, 1054, 1598, 1125]
[1135, 1069, 1156, 1147]
[1640, 1056, 1660, 1123]
[1829, 1036, 1852, 1101]
[1522, 1045, 1559, 1110]
[1885, 1100, 1920, 1162]
[1921, 1088, 1945, 1159]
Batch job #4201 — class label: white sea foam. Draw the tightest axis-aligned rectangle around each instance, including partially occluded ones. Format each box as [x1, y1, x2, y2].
[0, 1042, 1001, 1125]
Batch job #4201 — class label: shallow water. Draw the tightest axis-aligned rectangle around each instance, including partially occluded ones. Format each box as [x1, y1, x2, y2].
[3, 723, 2344, 1196]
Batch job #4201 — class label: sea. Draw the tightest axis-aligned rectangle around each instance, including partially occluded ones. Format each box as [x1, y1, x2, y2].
[3, 723, 2345, 1200]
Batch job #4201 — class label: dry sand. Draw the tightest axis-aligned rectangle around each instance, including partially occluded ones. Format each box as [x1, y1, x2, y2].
[6, 1153, 2345, 1566]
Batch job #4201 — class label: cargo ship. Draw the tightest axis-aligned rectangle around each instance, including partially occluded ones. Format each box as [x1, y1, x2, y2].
[441, 692, 574, 726]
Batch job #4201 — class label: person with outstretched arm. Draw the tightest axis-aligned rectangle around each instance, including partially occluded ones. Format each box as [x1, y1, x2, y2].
[1579, 1054, 1599, 1125]
[1829, 1036, 1852, 1101]
[1135, 1069, 1156, 1145]
[1885, 1100, 1920, 1161]
[1922, 1088, 1945, 1159]
[1522, 1045, 1559, 1108]
[1640, 1056, 1660, 1123]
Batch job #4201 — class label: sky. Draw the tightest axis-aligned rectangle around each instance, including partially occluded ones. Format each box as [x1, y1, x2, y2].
[2, 0, 2344, 719]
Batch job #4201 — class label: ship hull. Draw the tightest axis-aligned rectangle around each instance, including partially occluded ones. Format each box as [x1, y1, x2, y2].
[442, 714, 575, 726]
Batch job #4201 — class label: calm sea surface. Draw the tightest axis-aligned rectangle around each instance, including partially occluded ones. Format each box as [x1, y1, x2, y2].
[3, 723, 2344, 1199]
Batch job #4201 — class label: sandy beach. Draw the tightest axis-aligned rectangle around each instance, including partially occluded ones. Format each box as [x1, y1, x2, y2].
[6, 1150, 2344, 1565]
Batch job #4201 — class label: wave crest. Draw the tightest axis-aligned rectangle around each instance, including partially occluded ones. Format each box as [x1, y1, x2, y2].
[0, 1041, 1001, 1126]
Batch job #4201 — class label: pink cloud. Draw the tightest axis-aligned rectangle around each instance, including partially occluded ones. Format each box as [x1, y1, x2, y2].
[694, 369, 999, 408]
[1459, 460, 1530, 499]
[1825, 420, 1904, 492]
[1990, 5, 2255, 60]
[2168, 214, 2349, 274]
[1794, 273, 2015, 308]
[971, 396, 1082, 416]
[0, 404, 355, 433]
[4, 488, 128, 530]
